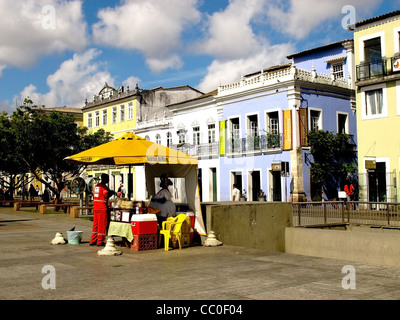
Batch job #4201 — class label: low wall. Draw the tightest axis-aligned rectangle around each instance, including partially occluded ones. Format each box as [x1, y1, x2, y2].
[285, 226, 400, 268]
[205, 202, 292, 252]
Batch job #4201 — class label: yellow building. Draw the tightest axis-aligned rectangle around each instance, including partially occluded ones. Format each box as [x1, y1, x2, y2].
[351, 10, 400, 202]
[82, 83, 139, 196]
[82, 83, 203, 198]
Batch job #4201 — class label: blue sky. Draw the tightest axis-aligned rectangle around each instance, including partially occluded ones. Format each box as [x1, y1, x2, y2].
[0, 0, 399, 114]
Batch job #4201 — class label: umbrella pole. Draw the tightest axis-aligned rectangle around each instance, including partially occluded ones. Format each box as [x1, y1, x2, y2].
[128, 165, 132, 201]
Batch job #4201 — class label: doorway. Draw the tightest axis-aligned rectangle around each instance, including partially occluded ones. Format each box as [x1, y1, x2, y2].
[209, 168, 217, 202]
[249, 170, 261, 201]
[368, 162, 387, 203]
[231, 171, 243, 200]
[271, 170, 282, 202]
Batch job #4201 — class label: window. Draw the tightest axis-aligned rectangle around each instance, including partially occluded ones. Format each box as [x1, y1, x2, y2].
[193, 127, 200, 146]
[178, 130, 186, 144]
[266, 111, 279, 134]
[166, 132, 172, 147]
[310, 110, 321, 131]
[230, 118, 240, 140]
[155, 134, 161, 145]
[361, 84, 387, 119]
[365, 89, 383, 115]
[332, 63, 344, 80]
[338, 113, 348, 134]
[120, 104, 125, 122]
[364, 37, 382, 63]
[208, 124, 216, 144]
[229, 117, 240, 153]
[127, 102, 133, 121]
[247, 114, 258, 136]
[102, 109, 108, 126]
[87, 113, 93, 128]
[112, 107, 117, 124]
[358, 33, 385, 81]
[95, 111, 100, 127]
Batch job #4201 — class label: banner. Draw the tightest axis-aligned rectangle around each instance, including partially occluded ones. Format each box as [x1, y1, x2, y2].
[283, 110, 293, 150]
[219, 120, 226, 156]
[299, 108, 308, 147]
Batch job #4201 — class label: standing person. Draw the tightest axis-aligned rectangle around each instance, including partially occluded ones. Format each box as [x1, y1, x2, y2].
[232, 184, 240, 201]
[344, 179, 355, 210]
[29, 184, 36, 201]
[344, 180, 354, 201]
[42, 187, 50, 203]
[90, 174, 114, 247]
[117, 183, 126, 198]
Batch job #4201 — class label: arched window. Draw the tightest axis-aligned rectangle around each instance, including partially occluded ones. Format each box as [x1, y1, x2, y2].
[166, 132, 172, 147]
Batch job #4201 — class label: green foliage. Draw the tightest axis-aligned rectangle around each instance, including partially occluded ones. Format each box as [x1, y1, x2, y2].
[308, 130, 357, 195]
[0, 99, 112, 199]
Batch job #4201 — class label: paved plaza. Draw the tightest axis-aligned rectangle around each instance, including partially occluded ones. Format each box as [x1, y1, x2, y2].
[1, 206, 400, 304]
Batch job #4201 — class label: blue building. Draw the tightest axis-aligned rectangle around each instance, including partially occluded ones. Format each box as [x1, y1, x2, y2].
[216, 40, 357, 202]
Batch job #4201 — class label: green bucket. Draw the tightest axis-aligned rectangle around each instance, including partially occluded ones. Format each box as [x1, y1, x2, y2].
[67, 231, 83, 245]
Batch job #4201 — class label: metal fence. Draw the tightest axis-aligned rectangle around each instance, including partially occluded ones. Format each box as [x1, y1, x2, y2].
[292, 201, 400, 228]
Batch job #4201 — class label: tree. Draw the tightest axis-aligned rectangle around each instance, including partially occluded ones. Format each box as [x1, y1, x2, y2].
[0, 112, 33, 199]
[308, 130, 357, 200]
[0, 99, 112, 201]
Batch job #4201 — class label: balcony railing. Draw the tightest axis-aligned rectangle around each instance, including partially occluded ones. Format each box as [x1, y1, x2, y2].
[356, 56, 400, 82]
[226, 134, 282, 155]
[356, 59, 387, 81]
[170, 142, 220, 158]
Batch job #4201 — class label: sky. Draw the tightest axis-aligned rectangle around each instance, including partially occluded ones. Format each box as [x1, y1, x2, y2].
[0, 0, 399, 114]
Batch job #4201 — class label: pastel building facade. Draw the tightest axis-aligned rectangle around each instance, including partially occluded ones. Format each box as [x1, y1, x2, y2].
[351, 10, 400, 202]
[216, 40, 356, 202]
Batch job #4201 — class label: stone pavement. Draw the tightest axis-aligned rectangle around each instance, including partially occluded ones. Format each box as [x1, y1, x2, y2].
[1, 206, 400, 303]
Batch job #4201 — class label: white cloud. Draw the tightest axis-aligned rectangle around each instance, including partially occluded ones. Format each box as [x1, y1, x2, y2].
[194, 0, 293, 92]
[197, 43, 294, 93]
[92, 0, 201, 73]
[266, 0, 383, 39]
[17, 49, 114, 108]
[194, 0, 269, 60]
[0, 0, 88, 71]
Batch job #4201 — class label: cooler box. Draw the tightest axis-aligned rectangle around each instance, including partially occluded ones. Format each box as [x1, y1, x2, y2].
[131, 214, 157, 235]
[186, 211, 195, 228]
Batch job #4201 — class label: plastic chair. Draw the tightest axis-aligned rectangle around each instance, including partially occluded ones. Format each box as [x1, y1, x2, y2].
[159, 214, 190, 251]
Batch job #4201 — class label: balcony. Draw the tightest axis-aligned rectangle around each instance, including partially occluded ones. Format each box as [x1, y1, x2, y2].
[356, 57, 400, 84]
[226, 134, 282, 155]
[171, 142, 220, 159]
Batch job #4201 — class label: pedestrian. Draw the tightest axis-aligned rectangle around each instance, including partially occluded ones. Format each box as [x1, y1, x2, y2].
[90, 174, 115, 246]
[344, 180, 354, 201]
[29, 184, 36, 201]
[232, 184, 240, 201]
[42, 187, 50, 203]
[344, 179, 355, 210]
[35, 185, 40, 197]
[117, 183, 126, 198]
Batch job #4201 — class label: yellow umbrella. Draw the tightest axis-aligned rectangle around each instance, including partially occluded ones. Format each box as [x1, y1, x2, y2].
[64, 132, 198, 166]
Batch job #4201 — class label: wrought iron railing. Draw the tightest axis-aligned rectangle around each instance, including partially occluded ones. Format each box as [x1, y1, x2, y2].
[226, 134, 282, 154]
[292, 201, 400, 228]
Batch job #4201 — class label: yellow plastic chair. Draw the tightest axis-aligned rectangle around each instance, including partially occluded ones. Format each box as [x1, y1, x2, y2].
[160, 214, 190, 251]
